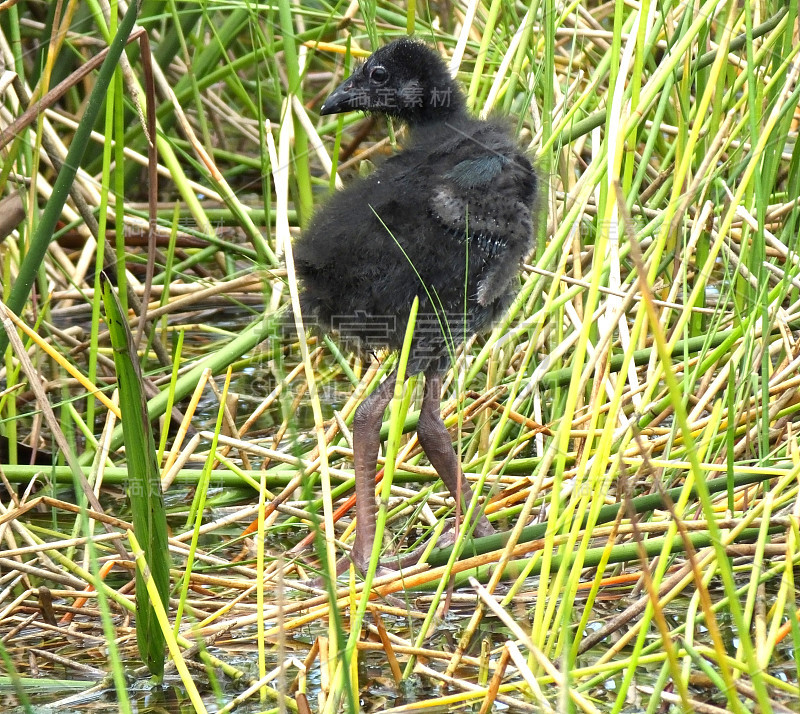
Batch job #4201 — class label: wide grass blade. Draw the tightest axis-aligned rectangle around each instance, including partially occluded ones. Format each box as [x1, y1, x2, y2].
[102, 274, 170, 680]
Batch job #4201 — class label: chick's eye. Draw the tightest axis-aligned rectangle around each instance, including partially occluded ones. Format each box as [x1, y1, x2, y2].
[369, 66, 388, 84]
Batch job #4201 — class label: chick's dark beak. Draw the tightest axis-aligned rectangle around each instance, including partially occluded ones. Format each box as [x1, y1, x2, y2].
[319, 77, 361, 116]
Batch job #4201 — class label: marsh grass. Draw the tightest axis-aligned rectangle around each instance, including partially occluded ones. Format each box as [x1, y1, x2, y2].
[1, 0, 800, 711]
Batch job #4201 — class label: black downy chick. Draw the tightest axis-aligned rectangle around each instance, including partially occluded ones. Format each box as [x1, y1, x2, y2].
[295, 37, 538, 573]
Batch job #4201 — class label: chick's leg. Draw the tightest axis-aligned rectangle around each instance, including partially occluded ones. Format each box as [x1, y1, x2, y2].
[350, 370, 398, 572]
[416, 370, 494, 538]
